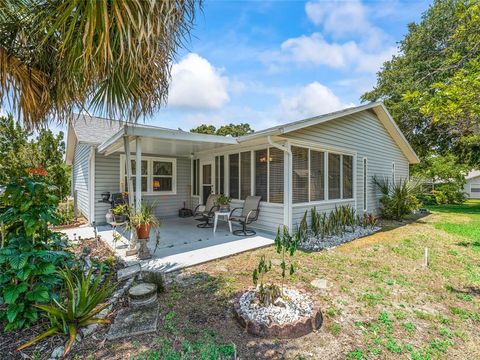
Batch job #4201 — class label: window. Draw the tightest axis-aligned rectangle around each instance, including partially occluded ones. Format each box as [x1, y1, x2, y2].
[215, 155, 225, 194]
[255, 149, 268, 202]
[192, 159, 199, 196]
[343, 155, 353, 199]
[240, 151, 251, 200]
[152, 160, 173, 192]
[328, 153, 341, 199]
[229, 153, 239, 199]
[392, 162, 396, 184]
[363, 158, 368, 211]
[292, 146, 309, 203]
[269, 147, 284, 203]
[310, 150, 325, 201]
[121, 156, 176, 194]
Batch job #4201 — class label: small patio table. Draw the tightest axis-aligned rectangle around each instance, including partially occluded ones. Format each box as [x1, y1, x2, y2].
[213, 211, 232, 233]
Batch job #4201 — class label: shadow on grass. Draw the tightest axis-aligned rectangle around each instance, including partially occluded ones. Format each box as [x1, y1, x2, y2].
[428, 201, 480, 215]
[455, 241, 480, 250]
[446, 285, 480, 298]
[377, 212, 431, 232]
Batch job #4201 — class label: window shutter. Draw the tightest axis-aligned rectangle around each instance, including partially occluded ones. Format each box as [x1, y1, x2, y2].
[292, 146, 309, 203]
[328, 153, 341, 199]
[229, 153, 239, 199]
[269, 147, 284, 203]
[255, 149, 268, 202]
[310, 150, 325, 201]
[240, 151, 251, 200]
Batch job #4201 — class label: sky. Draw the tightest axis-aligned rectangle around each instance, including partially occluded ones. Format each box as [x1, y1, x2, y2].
[52, 0, 431, 134]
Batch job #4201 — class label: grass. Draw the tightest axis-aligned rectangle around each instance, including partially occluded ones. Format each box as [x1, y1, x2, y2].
[73, 200, 480, 359]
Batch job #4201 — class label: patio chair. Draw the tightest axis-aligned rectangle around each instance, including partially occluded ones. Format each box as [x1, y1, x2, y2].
[194, 194, 220, 228]
[229, 196, 261, 236]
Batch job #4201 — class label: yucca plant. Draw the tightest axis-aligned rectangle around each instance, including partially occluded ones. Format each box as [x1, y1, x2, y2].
[373, 177, 421, 220]
[17, 268, 115, 356]
[298, 210, 308, 242]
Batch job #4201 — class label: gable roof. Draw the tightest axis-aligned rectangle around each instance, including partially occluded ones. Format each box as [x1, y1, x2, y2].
[66, 102, 420, 165]
[238, 102, 420, 164]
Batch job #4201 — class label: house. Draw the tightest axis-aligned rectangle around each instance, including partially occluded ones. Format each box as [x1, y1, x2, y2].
[65, 102, 420, 233]
[464, 170, 480, 199]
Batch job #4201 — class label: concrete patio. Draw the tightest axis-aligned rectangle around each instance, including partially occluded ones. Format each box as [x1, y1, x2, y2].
[61, 217, 275, 273]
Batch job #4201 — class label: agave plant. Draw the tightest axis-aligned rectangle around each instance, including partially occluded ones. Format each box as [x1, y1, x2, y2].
[17, 268, 115, 356]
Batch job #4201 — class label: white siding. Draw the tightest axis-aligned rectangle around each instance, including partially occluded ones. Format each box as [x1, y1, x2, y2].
[230, 199, 284, 233]
[93, 153, 193, 224]
[292, 200, 356, 226]
[285, 109, 410, 226]
[72, 143, 91, 221]
[464, 177, 480, 199]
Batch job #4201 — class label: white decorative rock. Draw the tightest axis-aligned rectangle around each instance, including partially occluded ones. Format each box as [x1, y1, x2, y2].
[310, 278, 327, 290]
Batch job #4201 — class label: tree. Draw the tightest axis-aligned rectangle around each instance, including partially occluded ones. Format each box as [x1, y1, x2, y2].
[362, 0, 479, 166]
[0, 0, 198, 128]
[0, 115, 70, 198]
[190, 123, 254, 137]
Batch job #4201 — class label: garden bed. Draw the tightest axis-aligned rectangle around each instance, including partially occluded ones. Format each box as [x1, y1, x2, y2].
[234, 288, 322, 338]
[299, 226, 381, 251]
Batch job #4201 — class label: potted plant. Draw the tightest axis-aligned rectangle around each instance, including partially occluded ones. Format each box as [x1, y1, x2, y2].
[216, 194, 231, 213]
[111, 204, 127, 223]
[128, 203, 159, 239]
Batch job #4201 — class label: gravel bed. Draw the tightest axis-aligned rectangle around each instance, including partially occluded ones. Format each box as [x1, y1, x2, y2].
[299, 226, 381, 251]
[238, 288, 314, 326]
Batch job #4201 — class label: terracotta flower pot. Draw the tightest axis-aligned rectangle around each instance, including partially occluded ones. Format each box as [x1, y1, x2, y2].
[136, 224, 151, 239]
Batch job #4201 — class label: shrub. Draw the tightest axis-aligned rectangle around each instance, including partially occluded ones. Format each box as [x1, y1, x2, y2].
[416, 193, 437, 206]
[18, 268, 115, 356]
[373, 177, 421, 220]
[55, 199, 77, 225]
[433, 183, 466, 204]
[0, 176, 73, 331]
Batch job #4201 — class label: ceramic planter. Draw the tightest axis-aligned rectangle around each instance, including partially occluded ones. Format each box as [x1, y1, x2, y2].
[136, 223, 151, 239]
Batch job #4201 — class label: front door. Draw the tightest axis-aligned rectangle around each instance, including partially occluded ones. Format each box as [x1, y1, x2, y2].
[201, 161, 214, 205]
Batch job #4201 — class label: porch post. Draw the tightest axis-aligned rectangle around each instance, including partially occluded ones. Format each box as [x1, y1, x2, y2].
[135, 137, 142, 212]
[123, 135, 134, 209]
[283, 143, 293, 231]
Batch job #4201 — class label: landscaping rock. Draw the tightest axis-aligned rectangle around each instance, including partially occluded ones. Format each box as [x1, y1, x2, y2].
[141, 270, 165, 291]
[300, 226, 381, 251]
[117, 264, 141, 281]
[128, 282, 157, 306]
[50, 346, 64, 359]
[106, 302, 160, 340]
[310, 278, 327, 290]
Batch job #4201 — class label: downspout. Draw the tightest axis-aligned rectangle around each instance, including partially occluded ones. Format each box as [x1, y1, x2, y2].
[268, 136, 293, 231]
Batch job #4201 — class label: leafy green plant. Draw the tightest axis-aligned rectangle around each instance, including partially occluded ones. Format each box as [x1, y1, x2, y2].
[215, 194, 231, 206]
[252, 255, 279, 305]
[55, 200, 77, 225]
[0, 176, 73, 331]
[18, 268, 115, 356]
[274, 225, 299, 294]
[373, 177, 421, 220]
[127, 203, 160, 228]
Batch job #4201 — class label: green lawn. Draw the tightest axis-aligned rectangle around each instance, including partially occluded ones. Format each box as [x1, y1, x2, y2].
[74, 201, 480, 360]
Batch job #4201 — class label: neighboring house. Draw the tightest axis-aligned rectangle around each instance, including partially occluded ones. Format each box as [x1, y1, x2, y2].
[464, 170, 480, 199]
[65, 102, 419, 232]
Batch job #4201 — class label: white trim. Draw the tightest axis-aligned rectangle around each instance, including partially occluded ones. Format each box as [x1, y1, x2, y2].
[363, 157, 368, 212]
[120, 154, 177, 195]
[292, 198, 355, 208]
[88, 147, 95, 224]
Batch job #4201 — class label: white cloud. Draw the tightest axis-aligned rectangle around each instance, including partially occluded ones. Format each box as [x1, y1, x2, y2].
[168, 53, 229, 110]
[278, 33, 396, 73]
[305, 0, 388, 48]
[280, 82, 355, 120]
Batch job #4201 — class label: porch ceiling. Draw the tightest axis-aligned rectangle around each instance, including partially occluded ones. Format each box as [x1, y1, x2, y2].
[97, 124, 238, 157]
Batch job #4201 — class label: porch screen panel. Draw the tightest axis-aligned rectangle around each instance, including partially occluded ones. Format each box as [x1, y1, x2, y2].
[269, 147, 284, 203]
[255, 149, 268, 202]
[328, 153, 341, 199]
[229, 153, 239, 199]
[215, 155, 225, 194]
[343, 155, 353, 199]
[240, 151, 251, 200]
[310, 150, 325, 201]
[292, 146, 308, 203]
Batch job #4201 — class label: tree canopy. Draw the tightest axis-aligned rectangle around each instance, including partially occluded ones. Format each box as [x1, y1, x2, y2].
[191, 123, 254, 137]
[0, 115, 70, 198]
[0, 0, 198, 129]
[362, 0, 479, 166]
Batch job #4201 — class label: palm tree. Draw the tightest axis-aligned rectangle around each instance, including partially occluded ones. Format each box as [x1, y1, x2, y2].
[0, 0, 198, 128]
